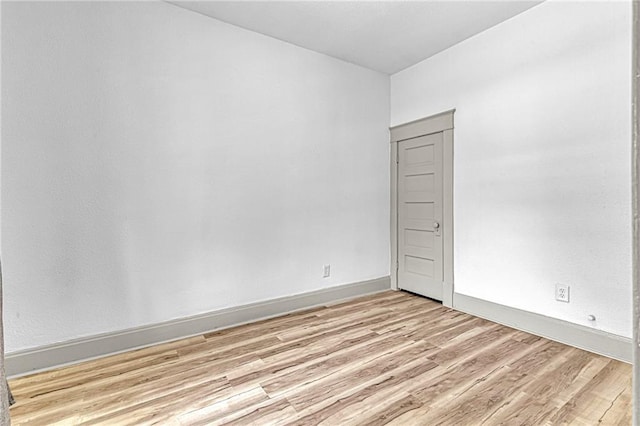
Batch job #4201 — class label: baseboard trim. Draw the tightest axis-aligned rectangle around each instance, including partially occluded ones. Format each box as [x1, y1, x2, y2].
[453, 293, 632, 363]
[6, 276, 391, 378]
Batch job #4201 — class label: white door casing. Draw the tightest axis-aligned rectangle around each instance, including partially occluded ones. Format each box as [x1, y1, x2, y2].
[390, 110, 454, 306]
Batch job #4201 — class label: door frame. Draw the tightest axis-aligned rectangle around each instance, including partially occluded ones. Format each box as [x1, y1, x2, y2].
[390, 109, 455, 307]
[632, 0, 639, 422]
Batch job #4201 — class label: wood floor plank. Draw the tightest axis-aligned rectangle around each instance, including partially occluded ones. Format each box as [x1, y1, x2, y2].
[228, 330, 378, 388]
[598, 385, 633, 426]
[211, 397, 297, 426]
[10, 336, 206, 395]
[274, 308, 397, 342]
[354, 394, 424, 426]
[11, 350, 181, 403]
[369, 304, 447, 334]
[8, 290, 632, 425]
[398, 340, 574, 425]
[177, 385, 269, 426]
[548, 359, 632, 425]
[77, 376, 232, 426]
[284, 340, 437, 411]
[287, 357, 442, 425]
[424, 322, 513, 367]
[487, 349, 611, 426]
[202, 310, 324, 339]
[261, 332, 413, 396]
[409, 337, 539, 405]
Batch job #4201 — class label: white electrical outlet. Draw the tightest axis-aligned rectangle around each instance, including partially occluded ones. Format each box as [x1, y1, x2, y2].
[323, 264, 331, 278]
[555, 283, 570, 303]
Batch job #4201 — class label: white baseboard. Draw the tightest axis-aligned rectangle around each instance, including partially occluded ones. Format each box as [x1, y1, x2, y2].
[6, 276, 391, 378]
[453, 293, 632, 363]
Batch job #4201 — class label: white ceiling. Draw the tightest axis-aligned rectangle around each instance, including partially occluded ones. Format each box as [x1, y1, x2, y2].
[169, 1, 543, 75]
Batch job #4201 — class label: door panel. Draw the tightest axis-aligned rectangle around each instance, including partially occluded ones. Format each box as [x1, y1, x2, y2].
[397, 133, 443, 300]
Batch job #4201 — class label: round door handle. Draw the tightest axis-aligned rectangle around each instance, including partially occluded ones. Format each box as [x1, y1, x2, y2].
[433, 222, 440, 229]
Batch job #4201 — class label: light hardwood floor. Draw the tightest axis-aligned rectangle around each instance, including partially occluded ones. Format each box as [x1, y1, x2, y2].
[8, 291, 632, 425]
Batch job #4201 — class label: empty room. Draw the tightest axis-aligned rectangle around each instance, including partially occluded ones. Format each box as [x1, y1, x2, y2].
[0, 0, 638, 424]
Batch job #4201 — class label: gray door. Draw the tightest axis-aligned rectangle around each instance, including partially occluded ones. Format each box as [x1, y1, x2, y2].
[397, 132, 443, 300]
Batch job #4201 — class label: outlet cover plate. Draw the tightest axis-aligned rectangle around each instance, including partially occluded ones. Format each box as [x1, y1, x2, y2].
[555, 283, 570, 303]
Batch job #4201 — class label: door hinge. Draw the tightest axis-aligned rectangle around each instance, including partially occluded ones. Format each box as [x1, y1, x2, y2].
[396, 156, 399, 165]
[396, 261, 399, 271]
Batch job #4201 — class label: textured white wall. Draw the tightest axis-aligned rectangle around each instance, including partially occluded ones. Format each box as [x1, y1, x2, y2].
[1, 2, 390, 352]
[392, 1, 632, 337]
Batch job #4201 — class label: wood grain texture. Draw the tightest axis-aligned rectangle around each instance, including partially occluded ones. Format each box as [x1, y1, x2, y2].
[9, 291, 632, 425]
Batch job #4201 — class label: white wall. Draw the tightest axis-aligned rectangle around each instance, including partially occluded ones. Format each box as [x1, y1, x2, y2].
[1, 2, 390, 352]
[392, 1, 632, 337]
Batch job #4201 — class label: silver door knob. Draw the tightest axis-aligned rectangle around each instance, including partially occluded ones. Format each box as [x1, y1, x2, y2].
[433, 222, 440, 229]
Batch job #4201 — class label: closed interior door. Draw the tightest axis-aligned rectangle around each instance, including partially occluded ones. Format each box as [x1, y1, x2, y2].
[397, 132, 443, 300]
